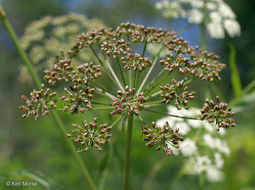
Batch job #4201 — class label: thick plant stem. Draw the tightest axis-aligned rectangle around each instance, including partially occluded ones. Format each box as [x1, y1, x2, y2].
[123, 114, 134, 190]
[0, 4, 97, 190]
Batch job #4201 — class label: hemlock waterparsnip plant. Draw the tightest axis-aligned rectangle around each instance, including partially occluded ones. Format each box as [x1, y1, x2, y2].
[18, 22, 236, 189]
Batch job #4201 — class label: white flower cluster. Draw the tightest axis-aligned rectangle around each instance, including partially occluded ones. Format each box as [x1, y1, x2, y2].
[155, 0, 241, 38]
[156, 106, 230, 182]
[19, 13, 104, 83]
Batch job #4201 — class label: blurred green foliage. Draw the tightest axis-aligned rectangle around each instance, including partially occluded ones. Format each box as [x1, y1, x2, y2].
[0, 0, 255, 190]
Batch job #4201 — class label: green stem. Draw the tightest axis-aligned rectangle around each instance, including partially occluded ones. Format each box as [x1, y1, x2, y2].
[144, 69, 167, 95]
[142, 40, 147, 57]
[117, 56, 126, 87]
[52, 111, 97, 190]
[95, 87, 116, 99]
[105, 59, 124, 91]
[0, 5, 97, 190]
[133, 71, 138, 89]
[229, 79, 255, 107]
[123, 114, 134, 190]
[137, 46, 162, 94]
[146, 91, 161, 101]
[0, 4, 41, 88]
[129, 70, 132, 88]
[92, 80, 115, 96]
[89, 45, 120, 89]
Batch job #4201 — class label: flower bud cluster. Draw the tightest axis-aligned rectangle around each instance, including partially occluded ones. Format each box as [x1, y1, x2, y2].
[20, 84, 57, 120]
[61, 86, 95, 114]
[111, 86, 147, 115]
[115, 22, 173, 43]
[44, 56, 102, 86]
[121, 53, 152, 71]
[67, 118, 112, 152]
[101, 38, 131, 58]
[160, 79, 195, 109]
[200, 96, 236, 130]
[143, 121, 184, 156]
[160, 51, 225, 81]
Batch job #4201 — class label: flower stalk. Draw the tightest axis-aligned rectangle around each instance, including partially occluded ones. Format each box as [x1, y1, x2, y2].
[123, 114, 134, 190]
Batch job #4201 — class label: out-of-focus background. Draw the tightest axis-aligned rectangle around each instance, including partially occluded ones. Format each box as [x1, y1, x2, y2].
[0, 0, 255, 189]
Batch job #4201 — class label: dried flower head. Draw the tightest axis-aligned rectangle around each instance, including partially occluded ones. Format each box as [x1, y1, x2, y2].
[67, 118, 112, 152]
[20, 22, 235, 153]
[160, 79, 195, 109]
[143, 121, 184, 155]
[111, 86, 147, 115]
[19, 84, 57, 120]
[200, 96, 236, 130]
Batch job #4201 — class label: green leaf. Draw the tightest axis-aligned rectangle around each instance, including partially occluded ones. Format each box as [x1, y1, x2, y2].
[229, 43, 242, 98]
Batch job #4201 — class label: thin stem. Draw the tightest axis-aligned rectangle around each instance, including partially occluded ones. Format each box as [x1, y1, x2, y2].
[144, 100, 162, 105]
[137, 115, 147, 125]
[92, 79, 115, 96]
[144, 108, 199, 120]
[105, 59, 124, 91]
[123, 114, 134, 190]
[144, 104, 162, 108]
[129, 70, 132, 88]
[242, 79, 255, 95]
[52, 111, 97, 190]
[210, 82, 226, 102]
[0, 5, 97, 190]
[89, 45, 107, 70]
[95, 87, 116, 99]
[0, 4, 41, 88]
[117, 56, 126, 86]
[137, 47, 162, 94]
[144, 69, 167, 94]
[229, 79, 255, 107]
[145, 79, 193, 101]
[89, 45, 119, 89]
[133, 71, 138, 89]
[111, 115, 123, 127]
[146, 91, 161, 101]
[142, 40, 147, 57]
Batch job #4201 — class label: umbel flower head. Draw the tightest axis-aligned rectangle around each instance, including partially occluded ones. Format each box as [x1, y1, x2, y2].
[20, 22, 235, 155]
[66, 118, 112, 152]
[155, 0, 241, 38]
[19, 13, 105, 83]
